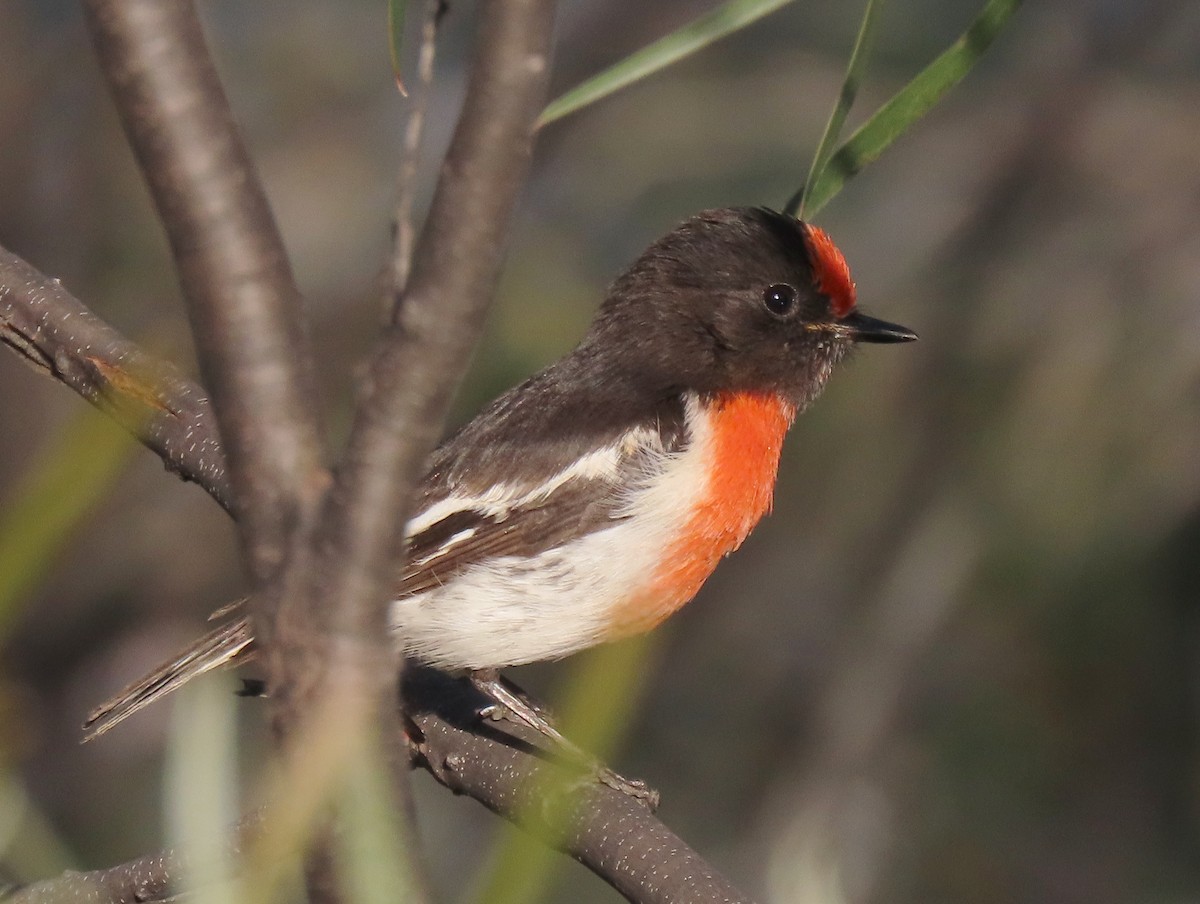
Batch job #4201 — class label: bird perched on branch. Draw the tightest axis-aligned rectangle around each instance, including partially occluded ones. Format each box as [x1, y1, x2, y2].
[84, 207, 915, 793]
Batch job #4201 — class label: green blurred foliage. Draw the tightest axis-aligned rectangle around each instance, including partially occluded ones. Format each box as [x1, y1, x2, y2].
[0, 409, 135, 636]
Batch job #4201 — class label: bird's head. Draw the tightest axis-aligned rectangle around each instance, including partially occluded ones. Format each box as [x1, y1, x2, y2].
[586, 207, 916, 411]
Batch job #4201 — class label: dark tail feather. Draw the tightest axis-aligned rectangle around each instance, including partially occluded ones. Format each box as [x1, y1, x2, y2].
[82, 617, 255, 742]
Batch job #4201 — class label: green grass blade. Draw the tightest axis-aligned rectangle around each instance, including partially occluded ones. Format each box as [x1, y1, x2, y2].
[338, 732, 421, 904]
[165, 680, 239, 904]
[801, 0, 1022, 218]
[388, 0, 409, 94]
[538, 0, 795, 128]
[0, 773, 78, 882]
[0, 407, 135, 637]
[794, 0, 887, 218]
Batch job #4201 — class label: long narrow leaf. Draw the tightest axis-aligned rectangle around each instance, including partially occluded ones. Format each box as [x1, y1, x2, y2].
[166, 681, 239, 904]
[802, 0, 1022, 217]
[0, 408, 134, 636]
[338, 733, 421, 904]
[538, 0, 795, 128]
[0, 774, 78, 882]
[794, 0, 887, 218]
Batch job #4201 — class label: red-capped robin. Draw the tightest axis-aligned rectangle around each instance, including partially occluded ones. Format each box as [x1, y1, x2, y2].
[84, 207, 916, 774]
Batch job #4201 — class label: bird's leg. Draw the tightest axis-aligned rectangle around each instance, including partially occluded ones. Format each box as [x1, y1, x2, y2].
[469, 669, 659, 809]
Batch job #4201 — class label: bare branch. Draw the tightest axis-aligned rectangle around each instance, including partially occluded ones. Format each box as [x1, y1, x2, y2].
[389, 0, 449, 309]
[81, 0, 326, 590]
[0, 245, 230, 512]
[5, 670, 755, 904]
[4, 815, 261, 904]
[5, 851, 181, 904]
[405, 668, 756, 904]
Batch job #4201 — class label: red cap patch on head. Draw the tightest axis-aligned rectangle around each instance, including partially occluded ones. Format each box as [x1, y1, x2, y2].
[802, 223, 856, 319]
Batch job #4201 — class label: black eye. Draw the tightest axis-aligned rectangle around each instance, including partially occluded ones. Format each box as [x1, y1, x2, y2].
[763, 283, 797, 316]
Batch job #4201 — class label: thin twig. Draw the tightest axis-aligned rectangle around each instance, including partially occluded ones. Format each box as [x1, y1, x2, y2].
[389, 0, 449, 313]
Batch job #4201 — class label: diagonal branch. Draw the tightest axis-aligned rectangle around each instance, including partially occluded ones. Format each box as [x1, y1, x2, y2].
[0, 247, 230, 512]
[5, 850, 183, 904]
[81, 0, 326, 594]
[405, 668, 755, 904]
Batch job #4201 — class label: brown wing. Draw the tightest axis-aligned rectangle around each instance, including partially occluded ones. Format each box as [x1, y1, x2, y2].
[398, 469, 634, 597]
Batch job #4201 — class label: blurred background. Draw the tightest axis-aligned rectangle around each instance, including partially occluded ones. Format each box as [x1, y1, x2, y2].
[2, 0, 1199, 902]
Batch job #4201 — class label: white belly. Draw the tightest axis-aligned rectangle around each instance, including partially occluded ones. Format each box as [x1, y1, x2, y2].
[390, 395, 717, 669]
[390, 517, 667, 668]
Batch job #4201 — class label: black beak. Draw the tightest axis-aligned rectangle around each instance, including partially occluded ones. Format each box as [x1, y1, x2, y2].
[842, 310, 918, 344]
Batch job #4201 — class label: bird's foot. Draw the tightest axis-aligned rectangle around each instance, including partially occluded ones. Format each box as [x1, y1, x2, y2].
[471, 670, 659, 811]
